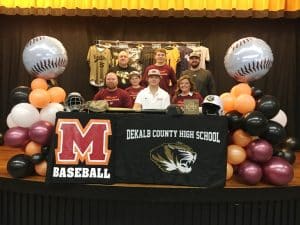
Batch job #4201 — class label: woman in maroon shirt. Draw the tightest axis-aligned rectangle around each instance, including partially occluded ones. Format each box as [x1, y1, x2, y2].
[172, 75, 203, 107]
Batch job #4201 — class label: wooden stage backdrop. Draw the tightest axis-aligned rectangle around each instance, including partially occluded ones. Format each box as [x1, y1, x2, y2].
[0, 146, 300, 225]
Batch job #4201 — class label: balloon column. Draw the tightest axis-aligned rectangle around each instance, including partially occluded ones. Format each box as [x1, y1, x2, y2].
[223, 37, 296, 186]
[4, 36, 68, 178]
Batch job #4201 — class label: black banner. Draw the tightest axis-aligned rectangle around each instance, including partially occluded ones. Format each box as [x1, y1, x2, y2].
[46, 112, 228, 187]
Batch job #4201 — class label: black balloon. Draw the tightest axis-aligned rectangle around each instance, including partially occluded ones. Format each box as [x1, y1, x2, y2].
[9, 86, 31, 107]
[41, 145, 50, 156]
[251, 86, 264, 100]
[0, 132, 3, 145]
[284, 137, 300, 151]
[260, 121, 286, 145]
[31, 153, 45, 165]
[256, 95, 280, 119]
[274, 148, 296, 165]
[243, 111, 268, 136]
[7, 154, 34, 178]
[225, 110, 244, 132]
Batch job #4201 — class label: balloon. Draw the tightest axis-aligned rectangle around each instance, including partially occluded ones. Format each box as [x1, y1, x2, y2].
[260, 121, 286, 145]
[41, 145, 50, 156]
[225, 110, 244, 132]
[35, 160, 47, 176]
[227, 144, 247, 165]
[40, 102, 64, 125]
[283, 137, 300, 151]
[256, 95, 280, 119]
[246, 139, 273, 163]
[270, 109, 287, 127]
[25, 141, 42, 156]
[31, 153, 46, 165]
[224, 37, 273, 83]
[31, 78, 48, 90]
[29, 120, 54, 145]
[29, 88, 51, 108]
[220, 93, 235, 113]
[0, 133, 3, 146]
[262, 157, 294, 186]
[6, 113, 18, 128]
[226, 163, 234, 180]
[10, 103, 40, 128]
[47, 86, 66, 103]
[232, 129, 252, 147]
[22, 36, 68, 79]
[7, 154, 35, 178]
[230, 83, 252, 97]
[273, 148, 296, 165]
[4, 127, 30, 147]
[234, 94, 256, 114]
[243, 111, 268, 136]
[251, 86, 264, 100]
[237, 160, 262, 185]
[9, 86, 31, 106]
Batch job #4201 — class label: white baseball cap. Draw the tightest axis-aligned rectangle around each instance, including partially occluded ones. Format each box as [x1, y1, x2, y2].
[148, 69, 161, 77]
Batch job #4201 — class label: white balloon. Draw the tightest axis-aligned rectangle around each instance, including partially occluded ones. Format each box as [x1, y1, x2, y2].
[6, 113, 18, 128]
[22, 36, 68, 79]
[10, 103, 40, 128]
[40, 103, 64, 125]
[224, 37, 273, 82]
[270, 109, 287, 127]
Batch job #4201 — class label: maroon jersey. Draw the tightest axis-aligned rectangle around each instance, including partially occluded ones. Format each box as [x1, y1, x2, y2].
[125, 86, 144, 102]
[142, 64, 177, 95]
[172, 92, 203, 107]
[93, 88, 133, 108]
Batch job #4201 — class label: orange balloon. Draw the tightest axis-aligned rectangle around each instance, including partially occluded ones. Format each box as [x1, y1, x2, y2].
[220, 92, 236, 113]
[25, 141, 42, 156]
[234, 94, 256, 114]
[227, 144, 247, 165]
[47, 87, 66, 103]
[31, 78, 48, 90]
[226, 163, 234, 180]
[35, 160, 47, 176]
[232, 129, 252, 147]
[29, 88, 51, 108]
[230, 83, 252, 97]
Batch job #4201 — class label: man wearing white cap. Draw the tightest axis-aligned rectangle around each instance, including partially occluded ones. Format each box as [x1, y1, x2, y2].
[181, 52, 216, 97]
[133, 69, 170, 110]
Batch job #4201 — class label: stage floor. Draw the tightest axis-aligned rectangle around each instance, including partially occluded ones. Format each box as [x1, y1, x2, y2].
[0, 146, 299, 188]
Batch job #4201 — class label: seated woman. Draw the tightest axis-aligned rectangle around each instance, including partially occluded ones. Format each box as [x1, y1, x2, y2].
[171, 75, 204, 107]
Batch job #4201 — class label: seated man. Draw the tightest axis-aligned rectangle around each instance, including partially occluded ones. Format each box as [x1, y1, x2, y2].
[93, 72, 133, 108]
[133, 69, 170, 110]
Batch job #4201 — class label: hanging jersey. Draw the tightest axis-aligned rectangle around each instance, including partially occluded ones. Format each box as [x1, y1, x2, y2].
[87, 45, 111, 86]
[166, 47, 180, 73]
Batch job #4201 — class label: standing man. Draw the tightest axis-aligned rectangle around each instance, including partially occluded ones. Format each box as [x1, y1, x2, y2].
[181, 52, 216, 98]
[134, 69, 170, 110]
[142, 48, 177, 95]
[108, 50, 136, 89]
[93, 72, 133, 108]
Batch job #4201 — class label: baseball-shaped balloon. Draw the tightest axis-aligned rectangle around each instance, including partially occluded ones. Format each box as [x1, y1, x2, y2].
[22, 36, 68, 79]
[224, 37, 273, 82]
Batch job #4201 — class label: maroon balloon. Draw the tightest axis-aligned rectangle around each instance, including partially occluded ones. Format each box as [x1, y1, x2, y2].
[246, 139, 273, 163]
[237, 160, 263, 185]
[29, 120, 54, 145]
[4, 127, 29, 147]
[262, 156, 294, 186]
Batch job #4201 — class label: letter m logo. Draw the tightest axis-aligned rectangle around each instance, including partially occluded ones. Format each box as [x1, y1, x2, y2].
[55, 119, 111, 165]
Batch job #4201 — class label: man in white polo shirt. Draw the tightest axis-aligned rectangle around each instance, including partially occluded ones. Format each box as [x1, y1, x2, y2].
[133, 69, 170, 110]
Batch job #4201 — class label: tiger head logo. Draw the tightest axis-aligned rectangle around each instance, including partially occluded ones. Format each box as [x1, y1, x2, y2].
[150, 142, 197, 174]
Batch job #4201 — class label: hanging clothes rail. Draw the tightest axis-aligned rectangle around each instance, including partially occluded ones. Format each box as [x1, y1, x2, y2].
[94, 40, 201, 48]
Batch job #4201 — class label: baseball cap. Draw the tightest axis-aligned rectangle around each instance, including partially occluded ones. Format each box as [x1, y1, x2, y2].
[189, 52, 201, 58]
[148, 69, 161, 77]
[129, 71, 141, 78]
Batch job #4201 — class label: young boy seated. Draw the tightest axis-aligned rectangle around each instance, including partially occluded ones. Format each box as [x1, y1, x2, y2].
[125, 71, 144, 103]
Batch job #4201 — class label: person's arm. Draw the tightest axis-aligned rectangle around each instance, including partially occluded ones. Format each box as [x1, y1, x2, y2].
[133, 103, 142, 111]
[207, 71, 217, 95]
